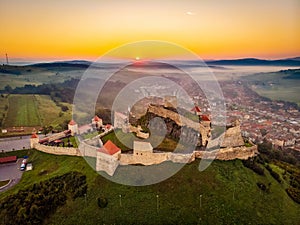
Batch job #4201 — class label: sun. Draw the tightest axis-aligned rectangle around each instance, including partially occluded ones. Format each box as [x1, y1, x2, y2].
[135, 56, 140, 61]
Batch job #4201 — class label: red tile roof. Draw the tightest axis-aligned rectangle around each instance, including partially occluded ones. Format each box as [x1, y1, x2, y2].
[98, 140, 121, 155]
[93, 115, 102, 122]
[201, 115, 211, 121]
[31, 133, 39, 138]
[191, 106, 201, 113]
[68, 119, 77, 125]
[105, 124, 112, 129]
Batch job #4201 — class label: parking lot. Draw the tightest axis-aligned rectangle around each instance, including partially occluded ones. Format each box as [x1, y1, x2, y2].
[0, 159, 23, 192]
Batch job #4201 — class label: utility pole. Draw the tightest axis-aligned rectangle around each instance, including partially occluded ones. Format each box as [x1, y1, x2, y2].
[5, 53, 9, 65]
[199, 194, 202, 209]
[233, 186, 235, 201]
[156, 195, 159, 213]
[119, 194, 122, 207]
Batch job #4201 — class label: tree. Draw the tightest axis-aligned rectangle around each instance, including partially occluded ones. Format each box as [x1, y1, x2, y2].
[61, 105, 69, 112]
[97, 197, 108, 208]
[4, 85, 12, 93]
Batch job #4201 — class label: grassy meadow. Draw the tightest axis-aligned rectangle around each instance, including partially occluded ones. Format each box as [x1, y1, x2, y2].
[1, 149, 299, 225]
[35, 95, 72, 127]
[0, 64, 84, 90]
[4, 94, 41, 127]
[0, 94, 72, 131]
[243, 69, 300, 106]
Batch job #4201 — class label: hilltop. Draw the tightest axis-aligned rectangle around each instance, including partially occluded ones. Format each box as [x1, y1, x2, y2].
[0, 149, 299, 224]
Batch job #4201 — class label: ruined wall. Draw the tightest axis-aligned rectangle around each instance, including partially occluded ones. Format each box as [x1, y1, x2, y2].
[221, 121, 244, 148]
[34, 143, 81, 156]
[194, 145, 258, 161]
[146, 105, 210, 146]
[168, 153, 194, 163]
[129, 125, 149, 139]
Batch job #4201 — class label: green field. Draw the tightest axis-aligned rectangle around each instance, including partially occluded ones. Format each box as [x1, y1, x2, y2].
[0, 64, 84, 90]
[243, 69, 300, 106]
[3, 94, 41, 127]
[0, 149, 299, 224]
[101, 129, 184, 152]
[0, 95, 9, 126]
[1, 94, 72, 130]
[35, 95, 72, 128]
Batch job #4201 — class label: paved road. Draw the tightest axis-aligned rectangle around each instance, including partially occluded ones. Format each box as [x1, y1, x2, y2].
[0, 134, 43, 152]
[0, 159, 23, 192]
[0, 159, 23, 180]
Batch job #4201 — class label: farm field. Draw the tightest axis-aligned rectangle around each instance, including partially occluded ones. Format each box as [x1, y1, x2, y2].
[1, 94, 72, 131]
[0, 95, 9, 127]
[3, 94, 41, 127]
[35, 95, 72, 128]
[0, 149, 299, 224]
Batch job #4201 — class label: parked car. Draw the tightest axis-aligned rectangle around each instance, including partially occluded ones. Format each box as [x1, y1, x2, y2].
[20, 163, 26, 171]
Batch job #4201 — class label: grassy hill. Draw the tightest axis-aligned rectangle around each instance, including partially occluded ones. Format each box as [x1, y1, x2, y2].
[242, 69, 300, 106]
[0, 149, 299, 224]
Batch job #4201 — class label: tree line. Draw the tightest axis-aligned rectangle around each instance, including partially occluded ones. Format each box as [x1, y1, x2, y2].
[0, 171, 87, 225]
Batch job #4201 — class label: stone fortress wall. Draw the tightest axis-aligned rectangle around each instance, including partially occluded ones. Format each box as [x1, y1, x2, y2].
[33, 143, 81, 156]
[30, 100, 258, 176]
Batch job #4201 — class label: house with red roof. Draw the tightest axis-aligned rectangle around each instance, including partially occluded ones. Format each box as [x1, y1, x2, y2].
[191, 106, 201, 116]
[92, 115, 103, 128]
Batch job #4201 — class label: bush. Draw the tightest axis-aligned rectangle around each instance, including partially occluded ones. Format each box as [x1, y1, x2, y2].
[265, 165, 282, 183]
[61, 105, 69, 112]
[286, 187, 300, 204]
[97, 197, 108, 208]
[242, 159, 265, 176]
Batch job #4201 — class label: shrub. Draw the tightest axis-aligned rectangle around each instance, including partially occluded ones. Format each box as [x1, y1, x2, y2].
[61, 105, 69, 112]
[286, 187, 300, 204]
[97, 197, 108, 208]
[242, 159, 265, 176]
[257, 182, 267, 191]
[265, 165, 282, 184]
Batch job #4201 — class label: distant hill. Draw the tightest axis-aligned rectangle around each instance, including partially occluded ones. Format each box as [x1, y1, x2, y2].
[207, 57, 300, 66]
[242, 68, 300, 106]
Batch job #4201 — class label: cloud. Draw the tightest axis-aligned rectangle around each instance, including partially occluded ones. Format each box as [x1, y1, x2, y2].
[186, 11, 196, 16]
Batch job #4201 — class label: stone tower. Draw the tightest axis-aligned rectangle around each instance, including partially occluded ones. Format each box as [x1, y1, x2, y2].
[30, 133, 39, 148]
[68, 119, 78, 136]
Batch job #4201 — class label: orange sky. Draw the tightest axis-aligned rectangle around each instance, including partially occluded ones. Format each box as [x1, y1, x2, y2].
[0, 0, 299, 61]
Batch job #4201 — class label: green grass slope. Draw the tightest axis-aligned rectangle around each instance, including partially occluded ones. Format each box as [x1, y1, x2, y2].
[0, 150, 299, 225]
[243, 69, 300, 106]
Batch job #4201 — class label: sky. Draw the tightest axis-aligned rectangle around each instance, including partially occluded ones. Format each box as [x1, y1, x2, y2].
[0, 0, 299, 62]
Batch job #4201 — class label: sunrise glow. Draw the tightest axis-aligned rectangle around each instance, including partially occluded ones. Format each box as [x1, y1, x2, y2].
[0, 0, 299, 61]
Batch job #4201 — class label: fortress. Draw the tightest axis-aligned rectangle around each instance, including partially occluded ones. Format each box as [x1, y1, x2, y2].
[30, 96, 258, 176]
